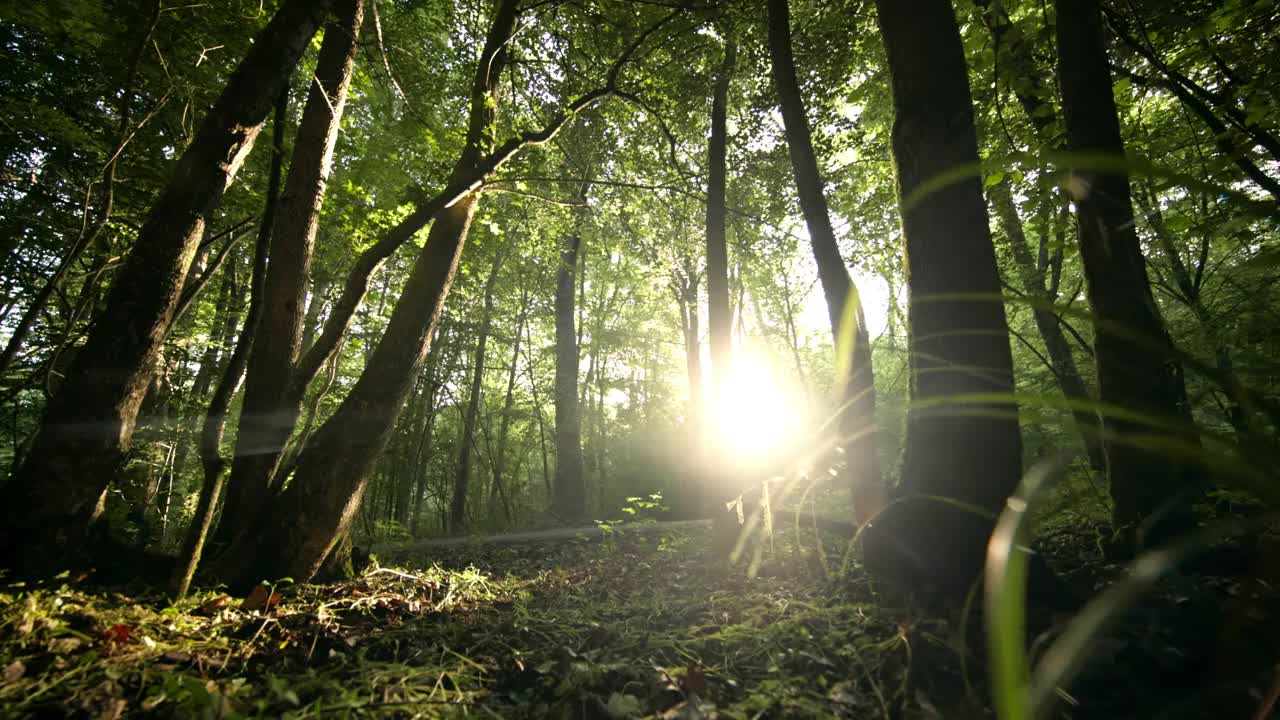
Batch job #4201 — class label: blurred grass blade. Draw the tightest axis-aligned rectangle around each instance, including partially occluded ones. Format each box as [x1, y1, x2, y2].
[986, 456, 1068, 720]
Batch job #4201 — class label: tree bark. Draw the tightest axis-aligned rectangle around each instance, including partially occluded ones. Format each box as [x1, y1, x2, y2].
[865, 0, 1024, 594]
[0, 0, 333, 574]
[223, 0, 365, 535]
[990, 180, 1106, 471]
[215, 0, 521, 587]
[767, 0, 881, 524]
[450, 253, 503, 531]
[553, 232, 587, 520]
[705, 40, 736, 417]
[1055, 0, 1201, 553]
[171, 90, 287, 598]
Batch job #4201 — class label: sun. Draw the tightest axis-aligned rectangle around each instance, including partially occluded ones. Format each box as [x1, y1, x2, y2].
[707, 353, 806, 465]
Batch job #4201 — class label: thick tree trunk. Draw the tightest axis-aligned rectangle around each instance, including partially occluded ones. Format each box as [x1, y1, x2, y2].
[223, 0, 365, 535]
[767, 0, 881, 524]
[553, 232, 587, 520]
[865, 0, 1023, 594]
[215, 0, 520, 587]
[171, 93, 286, 598]
[0, 0, 333, 574]
[1055, 0, 1201, 553]
[450, 253, 502, 531]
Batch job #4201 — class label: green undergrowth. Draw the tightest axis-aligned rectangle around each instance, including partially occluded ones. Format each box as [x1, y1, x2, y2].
[1, 512, 1277, 718]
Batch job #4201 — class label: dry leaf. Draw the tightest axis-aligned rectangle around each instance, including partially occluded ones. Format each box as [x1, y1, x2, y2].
[3, 660, 25, 683]
[240, 585, 282, 612]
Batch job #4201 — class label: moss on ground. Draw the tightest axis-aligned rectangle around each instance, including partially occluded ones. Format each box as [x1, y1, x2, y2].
[1, 512, 1276, 718]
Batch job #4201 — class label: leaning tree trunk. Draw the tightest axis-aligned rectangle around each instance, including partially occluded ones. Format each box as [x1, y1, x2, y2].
[553, 232, 587, 520]
[989, 179, 1106, 472]
[0, 0, 334, 575]
[864, 0, 1024, 595]
[214, 0, 521, 588]
[450, 252, 502, 531]
[1055, 0, 1201, 554]
[222, 0, 365, 539]
[768, 0, 881, 524]
[171, 90, 286, 598]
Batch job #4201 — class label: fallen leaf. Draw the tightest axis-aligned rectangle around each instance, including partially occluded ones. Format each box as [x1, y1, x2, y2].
[196, 596, 230, 616]
[101, 624, 130, 644]
[3, 660, 25, 683]
[240, 585, 282, 612]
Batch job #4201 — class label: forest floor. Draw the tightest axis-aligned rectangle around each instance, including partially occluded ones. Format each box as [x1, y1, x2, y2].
[1, 510, 1278, 719]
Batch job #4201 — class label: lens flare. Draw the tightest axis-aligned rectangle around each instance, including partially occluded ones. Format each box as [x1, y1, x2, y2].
[708, 353, 804, 463]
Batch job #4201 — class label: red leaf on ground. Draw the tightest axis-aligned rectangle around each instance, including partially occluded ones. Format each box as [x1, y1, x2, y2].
[240, 585, 281, 612]
[101, 624, 130, 644]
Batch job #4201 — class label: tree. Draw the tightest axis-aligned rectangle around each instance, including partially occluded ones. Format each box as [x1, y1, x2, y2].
[170, 87, 289, 599]
[863, 0, 1024, 595]
[213, 0, 522, 586]
[221, 0, 365, 537]
[1054, 0, 1201, 553]
[705, 40, 736, 425]
[451, 251, 504, 530]
[767, 0, 882, 524]
[0, 0, 336, 573]
[553, 230, 587, 520]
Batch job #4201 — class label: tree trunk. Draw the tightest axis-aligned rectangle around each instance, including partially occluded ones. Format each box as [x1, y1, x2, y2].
[491, 285, 529, 525]
[0, 0, 334, 574]
[450, 253, 502, 531]
[989, 180, 1106, 471]
[1132, 183, 1247, 434]
[224, 0, 365, 534]
[768, 0, 881, 524]
[170, 91, 286, 598]
[214, 0, 520, 588]
[864, 0, 1023, 595]
[524, 321, 553, 501]
[705, 40, 736, 417]
[1055, 0, 1201, 553]
[673, 263, 703, 429]
[553, 231, 587, 520]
